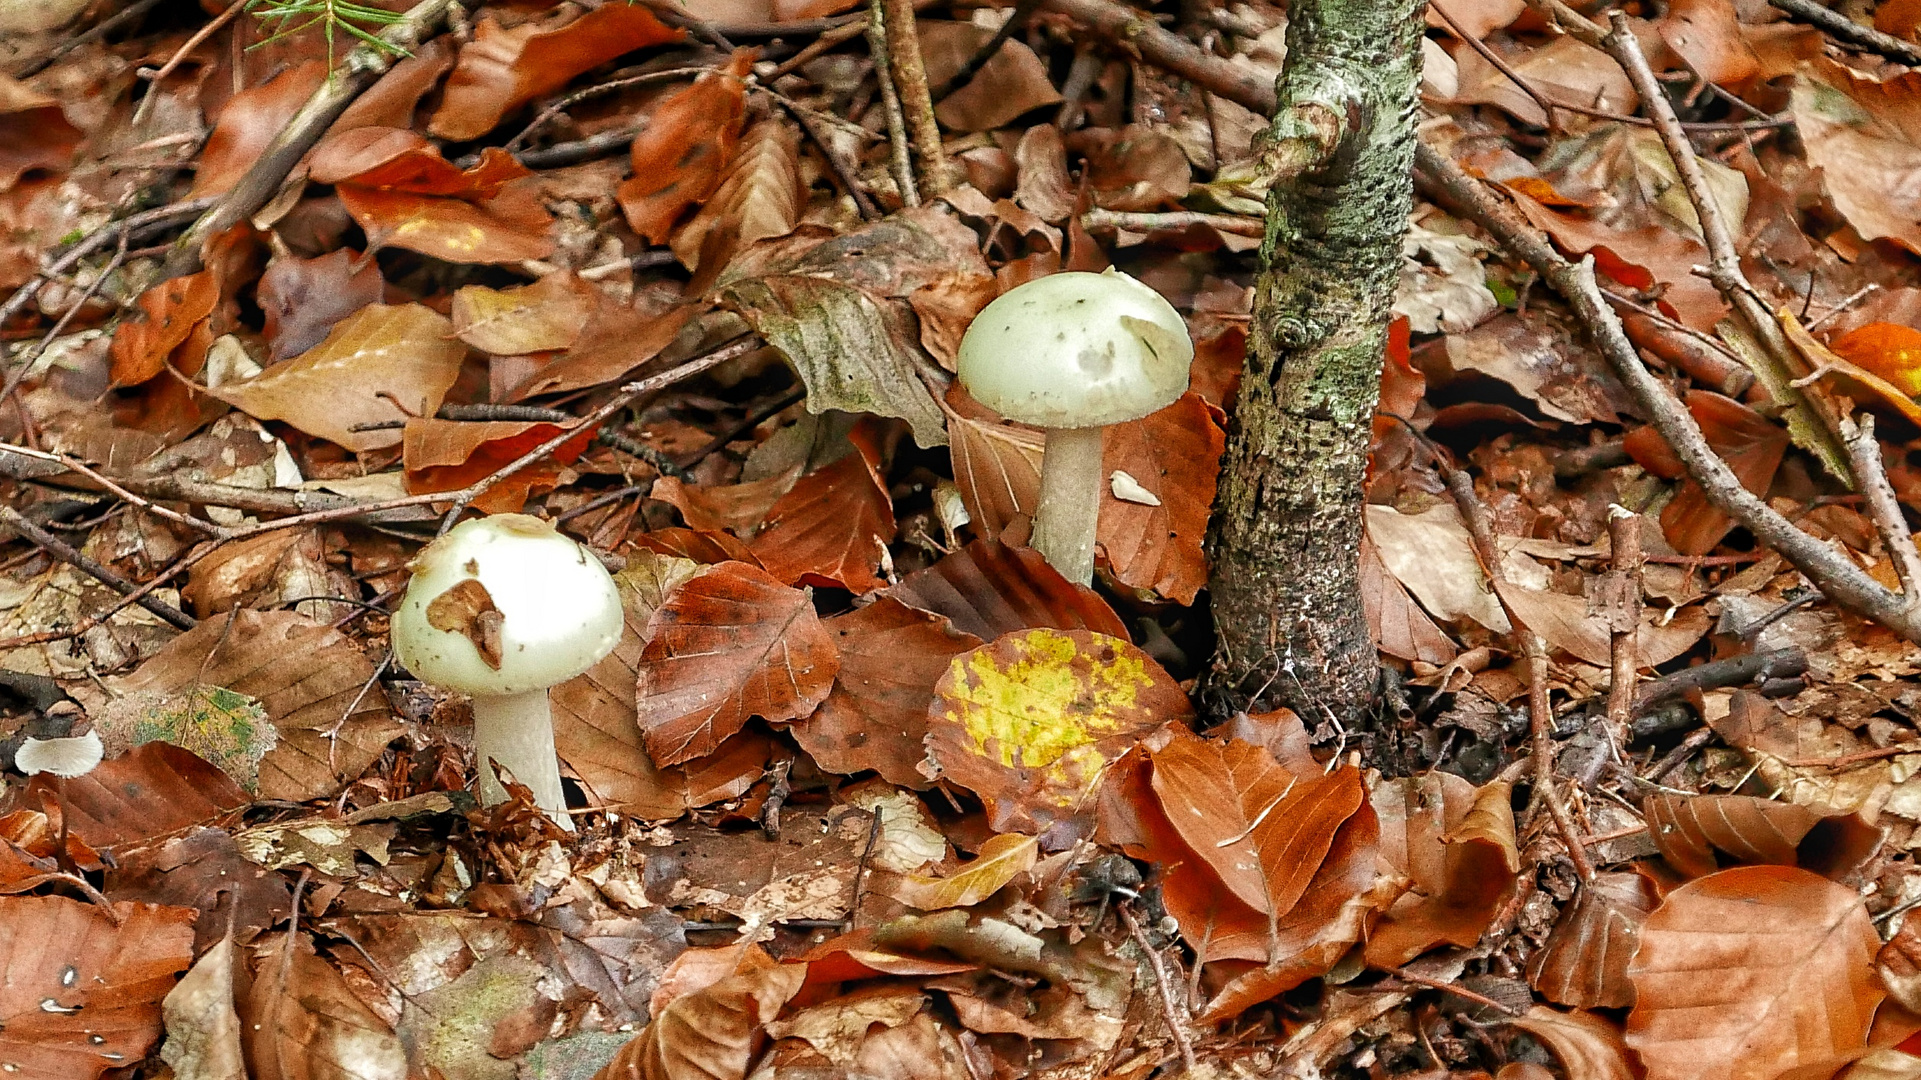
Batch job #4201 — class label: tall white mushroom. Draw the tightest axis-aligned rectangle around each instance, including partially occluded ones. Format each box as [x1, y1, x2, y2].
[390, 514, 623, 829]
[956, 268, 1193, 584]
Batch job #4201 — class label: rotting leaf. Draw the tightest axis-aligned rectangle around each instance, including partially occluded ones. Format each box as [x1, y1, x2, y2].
[1098, 392, 1225, 603]
[426, 578, 506, 669]
[87, 683, 278, 793]
[634, 561, 839, 767]
[723, 274, 949, 448]
[208, 303, 466, 453]
[926, 629, 1190, 840]
[256, 249, 384, 363]
[23, 742, 248, 851]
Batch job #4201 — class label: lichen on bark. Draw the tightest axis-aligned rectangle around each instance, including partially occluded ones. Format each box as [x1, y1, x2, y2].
[1203, 0, 1425, 725]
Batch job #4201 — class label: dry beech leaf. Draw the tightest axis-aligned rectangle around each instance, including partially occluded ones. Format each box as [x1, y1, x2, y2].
[1527, 870, 1657, 1009]
[0, 896, 195, 1080]
[1643, 792, 1822, 879]
[23, 742, 248, 851]
[918, 22, 1063, 133]
[0, 77, 80, 189]
[402, 418, 595, 514]
[310, 128, 554, 264]
[750, 420, 896, 592]
[629, 527, 761, 566]
[1793, 59, 1921, 257]
[554, 551, 772, 817]
[159, 935, 245, 1080]
[330, 34, 455, 133]
[191, 61, 328, 199]
[256, 249, 383, 363]
[1495, 581, 1710, 668]
[241, 934, 405, 1080]
[209, 303, 466, 453]
[1148, 727, 1365, 921]
[792, 598, 981, 788]
[1628, 865, 1883, 1080]
[72, 610, 403, 802]
[1366, 773, 1519, 967]
[882, 833, 1039, 911]
[594, 962, 805, 1080]
[890, 539, 1129, 642]
[111, 269, 219, 387]
[1657, 0, 1760, 87]
[619, 51, 753, 244]
[1099, 393, 1225, 603]
[1511, 1007, 1637, 1080]
[1359, 531, 1458, 665]
[1013, 124, 1076, 224]
[1623, 391, 1789, 556]
[430, 4, 684, 141]
[653, 467, 801, 538]
[926, 628, 1190, 840]
[944, 381, 1044, 538]
[508, 301, 700, 401]
[635, 561, 839, 767]
[451, 272, 594, 355]
[673, 116, 803, 282]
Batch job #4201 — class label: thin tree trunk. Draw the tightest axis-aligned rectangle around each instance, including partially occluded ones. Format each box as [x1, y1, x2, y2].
[1202, 0, 1425, 724]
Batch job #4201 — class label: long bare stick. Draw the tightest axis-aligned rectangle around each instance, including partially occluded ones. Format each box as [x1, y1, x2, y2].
[1765, 0, 1921, 66]
[866, 0, 919, 207]
[0, 506, 195, 629]
[879, 0, 951, 198]
[1603, 507, 1643, 753]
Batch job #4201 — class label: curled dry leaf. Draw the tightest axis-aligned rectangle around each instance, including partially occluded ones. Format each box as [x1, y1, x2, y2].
[890, 539, 1129, 642]
[554, 552, 773, 817]
[723, 274, 949, 449]
[1366, 773, 1519, 967]
[882, 832, 1039, 911]
[111, 269, 218, 387]
[1627, 865, 1883, 1080]
[1359, 531, 1458, 665]
[430, 3, 684, 141]
[594, 961, 805, 1080]
[918, 22, 1063, 133]
[653, 466, 802, 538]
[159, 935, 245, 1080]
[1099, 393, 1225, 603]
[71, 610, 404, 802]
[0, 896, 196, 1080]
[402, 417, 595, 514]
[1510, 1007, 1637, 1080]
[792, 597, 981, 787]
[634, 561, 839, 767]
[208, 303, 466, 453]
[751, 421, 896, 592]
[1792, 60, 1921, 257]
[310, 127, 554, 263]
[673, 117, 803, 283]
[242, 934, 405, 1080]
[925, 628, 1190, 839]
[1643, 792, 1822, 879]
[1526, 870, 1656, 1010]
[619, 51, 753, 244]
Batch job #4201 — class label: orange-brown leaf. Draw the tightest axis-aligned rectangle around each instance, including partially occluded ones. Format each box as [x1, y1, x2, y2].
[750, 422, 897, 592]
[110, 270, 219, 386]
[0, 896, 195, 1079]
[1527, 871, 1657, 1009]
[618, 53, 754, 243]
[890, 539, 1128, 642]
[192, 61, 328, 199]
[1831, 321, 1921, 398]
[635, 561, 839, 766]
[1627, 865, 1882, 1080]
[793, 597, 982, 787]
[1099, 393, 1225, 603]
[431, 5, 684, 142]
[402, 418, 595, 514]
[881, 833, 1038, 910]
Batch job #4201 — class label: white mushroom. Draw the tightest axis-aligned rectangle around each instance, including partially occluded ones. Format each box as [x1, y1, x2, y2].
[14, 730, 102, 778]
[389, 514, 623, 829]
[956, 268, 1193, 584]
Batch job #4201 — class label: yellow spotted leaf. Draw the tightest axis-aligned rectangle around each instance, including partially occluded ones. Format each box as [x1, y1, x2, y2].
[926, 629, 1190, 842]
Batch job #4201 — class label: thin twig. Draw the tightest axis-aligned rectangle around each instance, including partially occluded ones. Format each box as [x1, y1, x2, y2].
[0, 198, 217, 333]
[1604, 507, 1643, 752]
[1412, 142, 1921, 642]
[1119, 902, 1198, 1075]
[1082, 209, 1265, 237]
[879, 0, 951, 198]
[1765, 0, 1921, 66]
[0, 506, 195, 630]
[1845, 414, 1921, 603]
[1384, 967, 1524, 1016]
[867, 0, 920, 207]
[503, 66, 708, 153]
[2, 443, 230, 538]
[764, 90, 882, 219]
[1, 233, 130, 403]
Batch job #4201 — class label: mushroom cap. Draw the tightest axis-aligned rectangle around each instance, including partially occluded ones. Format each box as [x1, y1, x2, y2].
[956, 268, 1193, 429]
[391, 514, 623, 697]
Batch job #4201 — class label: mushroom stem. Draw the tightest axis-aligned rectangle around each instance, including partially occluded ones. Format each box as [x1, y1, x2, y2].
[1031, 425, 1106, 585]
[471, 689, 574, 831]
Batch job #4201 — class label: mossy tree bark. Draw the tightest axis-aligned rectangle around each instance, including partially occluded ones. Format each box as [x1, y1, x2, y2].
[1202, 0, 1425, 725]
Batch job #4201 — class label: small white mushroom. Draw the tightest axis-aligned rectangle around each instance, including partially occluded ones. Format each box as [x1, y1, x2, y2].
[15, 730, 103, 778]
[389, 514, 623, 829]
[956, 269, 1192, 584]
